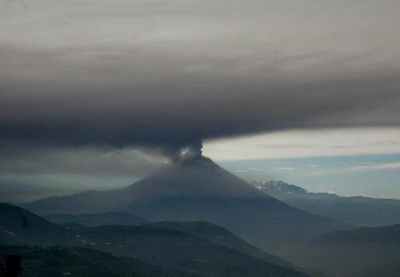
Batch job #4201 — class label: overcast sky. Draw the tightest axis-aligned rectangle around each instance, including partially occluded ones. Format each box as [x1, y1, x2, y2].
[0, 0, 399, 202]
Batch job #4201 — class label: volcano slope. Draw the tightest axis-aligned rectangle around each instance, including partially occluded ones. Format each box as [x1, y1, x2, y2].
[26, 156, 352, 258]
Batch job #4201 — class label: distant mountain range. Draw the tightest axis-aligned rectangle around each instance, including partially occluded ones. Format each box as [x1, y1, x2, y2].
[0, 203, 309, 277]
[251, 180, 400, 226]
[24, 156, 351, 261]
[5, 202, 400, 277]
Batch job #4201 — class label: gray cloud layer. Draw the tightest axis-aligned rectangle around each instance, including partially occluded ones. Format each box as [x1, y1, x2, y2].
[1, 0, 400, 154]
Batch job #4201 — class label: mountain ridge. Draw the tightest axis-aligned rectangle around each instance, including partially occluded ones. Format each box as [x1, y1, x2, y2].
[0, 203, 309, 277]
[253, 180, 400, 226]
[25, 156, 352, 259]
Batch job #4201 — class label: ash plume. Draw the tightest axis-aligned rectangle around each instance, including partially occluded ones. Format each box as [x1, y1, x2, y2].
[156, 140, 204, 164]
[176, 142, 203, 162]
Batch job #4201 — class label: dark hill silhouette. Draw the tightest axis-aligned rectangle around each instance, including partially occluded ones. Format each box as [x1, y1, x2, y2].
[72, 224, 308, 277]
[0, 245, 192, 277]
[145, 221, 293, 268]
[0, 203, 67, 246]
[144, 221, 328, 277]
[0, 203, 311, 277]
[354, 261, 400, 277]
[45, 212, 147, 227]
[25, 156, 351, 257]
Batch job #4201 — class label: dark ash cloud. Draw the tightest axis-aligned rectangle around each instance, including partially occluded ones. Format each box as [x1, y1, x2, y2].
[0, 0, 399, 157]
[0, 72, 399, 156]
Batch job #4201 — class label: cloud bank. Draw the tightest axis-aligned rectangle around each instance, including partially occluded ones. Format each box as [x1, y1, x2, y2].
[348, 162, 400, 172]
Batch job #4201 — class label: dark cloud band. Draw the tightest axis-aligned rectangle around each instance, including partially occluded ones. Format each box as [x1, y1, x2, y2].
[0, 73, 399, 155]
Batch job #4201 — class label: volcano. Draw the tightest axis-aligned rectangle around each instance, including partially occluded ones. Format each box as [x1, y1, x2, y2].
[26, 156, 351, 254]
